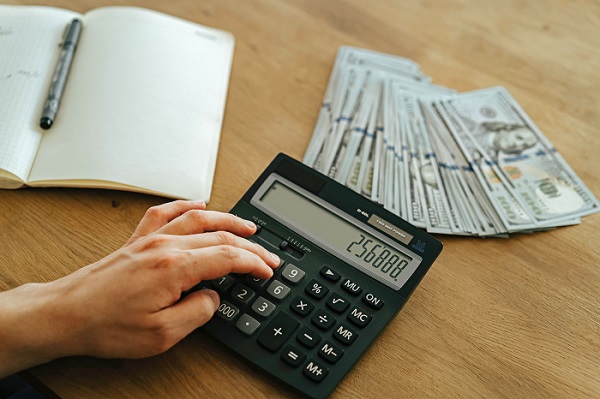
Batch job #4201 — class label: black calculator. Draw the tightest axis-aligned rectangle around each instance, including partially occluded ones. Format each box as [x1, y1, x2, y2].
[197, 153, 442, 398]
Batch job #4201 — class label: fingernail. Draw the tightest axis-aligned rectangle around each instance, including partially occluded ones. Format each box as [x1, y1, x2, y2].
[193, 200, 206, 206]
[201, 288, 220, 310]
[245, 220, 256, 229]
[270, 252, 280, 265]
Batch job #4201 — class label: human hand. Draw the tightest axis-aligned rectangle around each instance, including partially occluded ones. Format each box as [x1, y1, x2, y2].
[0, 200, 279, 376]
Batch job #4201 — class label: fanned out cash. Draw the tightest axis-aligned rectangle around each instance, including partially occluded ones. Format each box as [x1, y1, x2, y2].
[304, 46, 600, 236]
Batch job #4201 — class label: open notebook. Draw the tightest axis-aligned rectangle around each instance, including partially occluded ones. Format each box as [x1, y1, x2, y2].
[0, 6, 234, 200]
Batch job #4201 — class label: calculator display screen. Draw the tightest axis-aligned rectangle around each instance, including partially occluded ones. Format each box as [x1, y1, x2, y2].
[258, 179, 416, 290]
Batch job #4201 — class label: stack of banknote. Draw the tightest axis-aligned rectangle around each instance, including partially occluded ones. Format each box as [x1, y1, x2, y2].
[303, 47, 599, 236]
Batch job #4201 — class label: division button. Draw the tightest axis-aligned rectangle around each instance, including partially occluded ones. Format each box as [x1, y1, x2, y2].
[311, 309, 336, 331]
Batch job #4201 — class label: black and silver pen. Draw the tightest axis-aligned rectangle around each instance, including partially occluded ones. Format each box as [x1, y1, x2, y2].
[40, 19, 82, 130]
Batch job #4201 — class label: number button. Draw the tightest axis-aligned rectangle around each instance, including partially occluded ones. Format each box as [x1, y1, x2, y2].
[266, 280, 291, 301]
[215, 301, 239, 322]
[305, 279, 329, 300]
[281, 264, 306, 284]
[251, 296, 276, 318]
[230, 284, 255, 305]
[245, 275, 269, 289]
[211, 275, 235, 293]
[235, 313, 261, 336]
[326, 292, 350, 313]
[290, 295, 314, 317]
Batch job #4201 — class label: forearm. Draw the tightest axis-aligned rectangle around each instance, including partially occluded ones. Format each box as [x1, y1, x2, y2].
[0, 282, 75, 378]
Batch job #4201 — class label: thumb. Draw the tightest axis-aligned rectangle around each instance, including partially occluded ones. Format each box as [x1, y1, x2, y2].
[163, 289, 220, 340]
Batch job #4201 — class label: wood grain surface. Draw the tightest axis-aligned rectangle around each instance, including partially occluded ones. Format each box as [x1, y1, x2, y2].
[1, 1, 599, 398]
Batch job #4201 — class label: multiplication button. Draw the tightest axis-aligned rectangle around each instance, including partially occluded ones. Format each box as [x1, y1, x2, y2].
[290, 295, 314, 317]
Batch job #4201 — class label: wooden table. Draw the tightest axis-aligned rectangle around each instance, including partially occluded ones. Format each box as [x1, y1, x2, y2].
[2, 0, 599, 398]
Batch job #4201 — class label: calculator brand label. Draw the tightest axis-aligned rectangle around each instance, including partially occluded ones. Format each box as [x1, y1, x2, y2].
[367, 214, 413, 245]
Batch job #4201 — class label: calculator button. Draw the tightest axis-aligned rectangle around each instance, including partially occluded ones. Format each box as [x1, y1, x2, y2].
[320, 266, 341, 282]
[235, 313, 260, 336]
[303, 359, 329, 383]
[290, 295, 314, 317]
[257, 312, 299, 352]
[311, 309, 336, 331]
[215, 301, 240, 322]
[305, 279, 329, 300]
[326, 292, 350, 313]
[230, 284, 255, 305]
[296, 327, 321, 349]
[318, 341, 344, 364]
[347, 307, 372, 328]
[266, 280, 291, 301]
[341, 278, 363, 296]
[251, 296, 276, 318]
[211, 275, 235, 293]
[333, 323, 358, 345]
[281, 264, 306, 284]
[281, 344, 306, 368]
[363, 292, 384, 310]
[245, 275, 269, 289]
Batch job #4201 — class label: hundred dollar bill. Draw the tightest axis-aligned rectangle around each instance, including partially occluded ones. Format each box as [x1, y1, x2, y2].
[438, 87, 599, 224]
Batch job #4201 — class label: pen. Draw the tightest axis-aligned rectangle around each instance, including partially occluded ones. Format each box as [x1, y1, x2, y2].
[40, 19, 82, 130]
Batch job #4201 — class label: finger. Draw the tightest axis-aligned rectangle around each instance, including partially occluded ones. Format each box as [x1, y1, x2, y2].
[174, 231, 280, 269]
[156, 289, 220, 346]
[156, 209, 256, 237]
[128, 200, 207, 242]
[179, 245, 276, 291]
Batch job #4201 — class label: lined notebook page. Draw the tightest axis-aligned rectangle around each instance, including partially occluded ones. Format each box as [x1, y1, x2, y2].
[0, 6, 79, 184]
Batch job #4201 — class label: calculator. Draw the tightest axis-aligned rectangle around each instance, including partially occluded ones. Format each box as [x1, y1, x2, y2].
[196, 153, 442, 398]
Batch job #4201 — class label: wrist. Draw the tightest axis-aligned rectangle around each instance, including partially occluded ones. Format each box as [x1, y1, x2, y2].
[0, 281, 78, 377]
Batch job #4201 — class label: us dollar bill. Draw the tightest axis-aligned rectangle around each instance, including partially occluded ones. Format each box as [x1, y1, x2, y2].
[438, 87, 599, 224]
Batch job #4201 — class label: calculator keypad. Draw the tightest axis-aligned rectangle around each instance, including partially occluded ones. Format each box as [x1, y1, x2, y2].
[205, 252, 380, 389]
